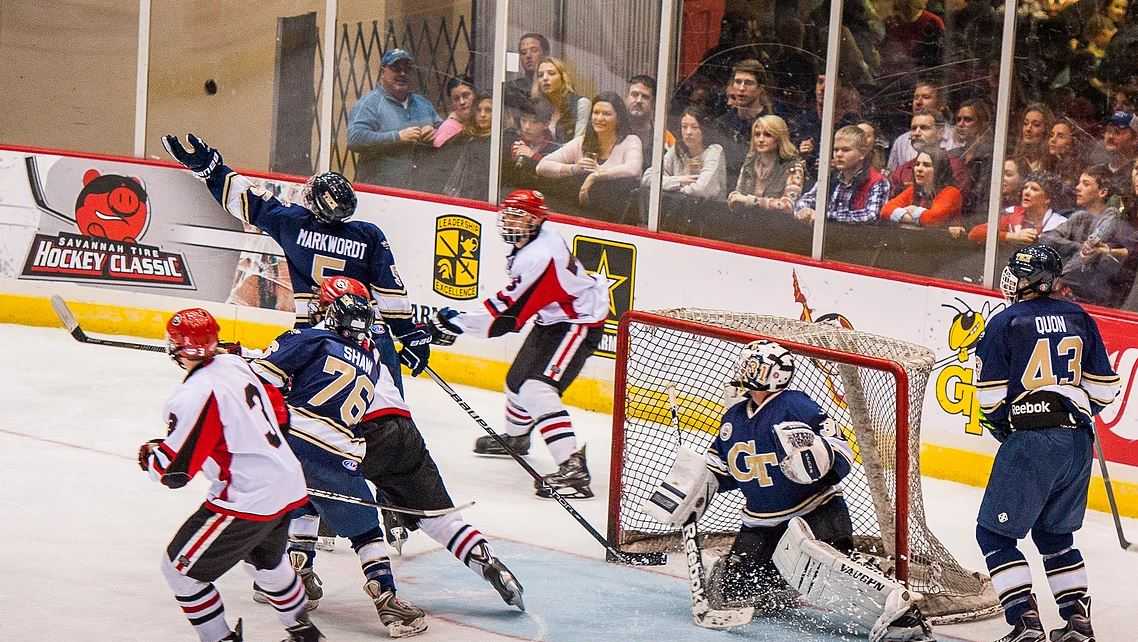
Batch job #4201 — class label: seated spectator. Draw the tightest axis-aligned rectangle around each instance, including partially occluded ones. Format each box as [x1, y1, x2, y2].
[881, 0, 945, 71]
[434, 76, 476, 148]
[966, 172, 1067, 243]
[624, 75, 675, 170]
[1012, 103, 1054, 173]
[726, 115, 805, 214]
[857, 120, 888, 171]
[503, 105, 561, 188]
[1042, 165, 1138, 307]
[886, 80, 960, 171]
[794, 125, 891, 224]
[1001, 157, 1030, 210]
[881, 146, 963, 226]
[1096, 110, 1138, 197]
[714, 59, 788, 182]
[508, 33, 550, 98]
[889, 111, 971, 197]
[536, 92, 643, 213]
[347, 48, 442, 186]
[1044, 118, 1083, 208]
[643, 107, 726, 201]
[950, 99, 994, 221]
[531, 57, 591, 144]
[442, 94, 493, 200]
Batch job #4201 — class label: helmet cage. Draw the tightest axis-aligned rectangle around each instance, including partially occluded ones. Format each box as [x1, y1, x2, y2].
[497, 206, 541, 244]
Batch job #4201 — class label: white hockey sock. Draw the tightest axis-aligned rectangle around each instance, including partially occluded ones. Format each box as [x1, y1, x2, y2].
[419, 514, 493, 577]
[504, 390, 534, 437]
[519, 380, 576, 463]
[161, 556, 231, 642]
[244, 557, 308, 627]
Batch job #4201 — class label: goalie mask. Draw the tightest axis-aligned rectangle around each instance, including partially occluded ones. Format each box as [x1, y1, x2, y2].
[1000, 243, 1062, 303]
[166, 307, 220, 366]
[305, 171, 357, 224]
[732, 340, 795, 393]
[497, 189, 548, 244]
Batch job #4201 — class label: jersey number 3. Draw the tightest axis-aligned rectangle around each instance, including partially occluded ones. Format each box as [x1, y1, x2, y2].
[1021, 336, 1084, 389]
[309, 356, 375, 425]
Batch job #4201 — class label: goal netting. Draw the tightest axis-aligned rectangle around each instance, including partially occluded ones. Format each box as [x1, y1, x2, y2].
[607, 309, 1000, 622]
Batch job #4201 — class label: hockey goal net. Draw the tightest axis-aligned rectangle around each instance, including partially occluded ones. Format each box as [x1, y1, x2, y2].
[607, 309, 1000, 622]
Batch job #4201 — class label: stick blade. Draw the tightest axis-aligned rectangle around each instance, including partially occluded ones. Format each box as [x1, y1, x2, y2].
[693, 605, 754, 629]
[49, 294, 83, 338]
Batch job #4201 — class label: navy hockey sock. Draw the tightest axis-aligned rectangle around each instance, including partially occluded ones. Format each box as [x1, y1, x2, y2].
[1033, 529, 1090, 621]
[288, 514, 319, 570]
[977, 524, 1034, 624]
[351, 527, 395, 593]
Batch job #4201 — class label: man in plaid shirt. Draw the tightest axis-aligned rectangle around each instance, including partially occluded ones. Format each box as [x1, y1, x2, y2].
[795, 125, 891, 223]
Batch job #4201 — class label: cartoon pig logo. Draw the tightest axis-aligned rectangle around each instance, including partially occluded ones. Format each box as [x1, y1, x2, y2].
[74, 169, 150, 243]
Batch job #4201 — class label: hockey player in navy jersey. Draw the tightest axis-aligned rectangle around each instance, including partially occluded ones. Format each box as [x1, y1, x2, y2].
[430, 189, 609, 499]
[974, 245, 1120, 642]
[643, 340, 934, 641]
[304, 277, 525, 610]
[251, 293, 428, 638]
[140, 308, 323, 642]
[161, 133, 433, 375]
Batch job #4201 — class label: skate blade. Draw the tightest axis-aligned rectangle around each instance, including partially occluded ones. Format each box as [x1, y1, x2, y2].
[473, 451, 528, 458]
[384, 617, 428, 638]
[535, 486, 595, 500]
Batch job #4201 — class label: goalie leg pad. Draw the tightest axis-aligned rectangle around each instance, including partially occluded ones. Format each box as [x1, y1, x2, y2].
[772, 517, 932, 641]
[641, 445, 717, 527]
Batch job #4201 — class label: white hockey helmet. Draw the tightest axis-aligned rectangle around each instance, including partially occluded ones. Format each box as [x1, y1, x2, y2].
[732, 339, 795, 392]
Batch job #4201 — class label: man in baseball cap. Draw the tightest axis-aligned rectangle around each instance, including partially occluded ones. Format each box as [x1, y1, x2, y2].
[1101, 110, 1138, 197]
[347, 47, 441, 186]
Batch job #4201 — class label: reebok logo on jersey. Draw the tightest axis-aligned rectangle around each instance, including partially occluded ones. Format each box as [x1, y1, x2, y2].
[1011, 400, 1051, 415]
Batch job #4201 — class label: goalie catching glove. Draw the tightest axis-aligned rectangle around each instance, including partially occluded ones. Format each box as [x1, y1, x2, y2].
[772, 517, 935, 642]
[641, 445, 718, 527]
[773, 420, 835, 485]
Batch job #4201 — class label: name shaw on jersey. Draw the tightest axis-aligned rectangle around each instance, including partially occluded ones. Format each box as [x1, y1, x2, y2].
[342, 345, 375, 372]
[296, 228, 367, 259]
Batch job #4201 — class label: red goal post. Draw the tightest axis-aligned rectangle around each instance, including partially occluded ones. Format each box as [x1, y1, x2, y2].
[607, 309, 1000, 622]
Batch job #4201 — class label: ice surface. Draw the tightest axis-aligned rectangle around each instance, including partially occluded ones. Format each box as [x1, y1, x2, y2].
[1, 324, 1134, 641]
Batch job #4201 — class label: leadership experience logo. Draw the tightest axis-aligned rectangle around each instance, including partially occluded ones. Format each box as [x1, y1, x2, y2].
[433, 215, 481, 300]
[572, 235, 636, 358]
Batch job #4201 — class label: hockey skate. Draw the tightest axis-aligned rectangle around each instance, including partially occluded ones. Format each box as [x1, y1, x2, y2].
[535, 446, 593, 499]
[877, 604, 936, 642]
[994, 596, 1045, 642]
[705, 554, 797, 613]
[281, 615, 325, 642]
[254, 552, 322, 610]
[222, 619, 243, 641]
[382, 508, 410, 555]
[364, 580, 428, 638]
[474, 432, 530, 456]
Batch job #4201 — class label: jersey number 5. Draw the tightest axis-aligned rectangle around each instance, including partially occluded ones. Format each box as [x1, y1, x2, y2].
[311, 254, 347, 284]
[308, 356, 375, 426]
[1021, 336, 1084, 390]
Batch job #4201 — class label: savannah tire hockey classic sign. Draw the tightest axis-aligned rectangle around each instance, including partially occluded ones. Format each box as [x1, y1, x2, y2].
[23, 231, 193, 288]
[432, 215, 481, 300]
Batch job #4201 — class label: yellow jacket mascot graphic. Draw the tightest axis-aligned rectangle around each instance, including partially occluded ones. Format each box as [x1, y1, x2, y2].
[934, 298, 1003, 435]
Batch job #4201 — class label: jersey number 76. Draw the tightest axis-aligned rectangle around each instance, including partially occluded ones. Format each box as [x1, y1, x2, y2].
[308, 355, 375, 426]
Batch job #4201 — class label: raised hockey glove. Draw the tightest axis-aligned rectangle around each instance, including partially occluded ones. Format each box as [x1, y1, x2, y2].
[162, 133, 223, 179]
[397, 324, 432, 377]
[430, 307, 462, 346]
[137, 438, 162, 472]
[774, 421, 835, 485]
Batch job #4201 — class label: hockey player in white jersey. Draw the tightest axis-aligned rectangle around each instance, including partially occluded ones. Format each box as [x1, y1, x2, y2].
[643, 340, 934, 641]
[430, 189, 610, 499]
[139, 308, 324, 642]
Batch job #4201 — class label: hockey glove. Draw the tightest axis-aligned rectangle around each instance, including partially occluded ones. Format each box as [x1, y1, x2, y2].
[397, 324, 432, 377]
[774, 421, 835, 485]
[980, 417, 1012, 443]
[137, 438, 163, 472]
[162, 133, 223, 179]
[430, 307, 462, 346]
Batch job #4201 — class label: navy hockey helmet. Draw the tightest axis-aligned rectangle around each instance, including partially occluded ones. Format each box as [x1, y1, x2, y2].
[166, 307, 220, 366]
[305, 171, 357, 224]
[731, 340, 795, 393]
[324, 292, 375, 347]
[1000, 244, 1062, 303]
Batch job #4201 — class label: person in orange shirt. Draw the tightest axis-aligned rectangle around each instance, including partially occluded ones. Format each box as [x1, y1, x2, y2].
[881, 145, 962, 226]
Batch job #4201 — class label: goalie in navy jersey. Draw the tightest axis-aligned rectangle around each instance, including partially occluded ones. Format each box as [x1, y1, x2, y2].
[250, 293, 429, 638]
[430, 190, 610, 499]
[974, 245, 1120, 642]
[139, 308, 323, 642]
[644, 340, 934, 641]
[161, 133, 433, 376]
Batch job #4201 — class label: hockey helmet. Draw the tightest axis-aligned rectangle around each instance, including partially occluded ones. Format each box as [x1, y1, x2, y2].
[1000, 244, 1062, 303]
[304, 171, 357, 224]
[732, 340, 795, 393]
[497, 189, 548, 244]
[166, 307, 220, 365]
[324, 292, 376, 347]
[312, 275, 372, 326]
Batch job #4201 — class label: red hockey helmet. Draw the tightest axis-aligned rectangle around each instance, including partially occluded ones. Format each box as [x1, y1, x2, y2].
[312, 275, 371, 325]
[166, 307, 220, 364]
[497, 189, 548, 244]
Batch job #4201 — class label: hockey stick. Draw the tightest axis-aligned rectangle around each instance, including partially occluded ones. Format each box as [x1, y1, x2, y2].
[666, 384, 755, 629]
[50, 295, 167, 353]
[1090, 424, 1136, 552]
[422, 365, 636, 564]
[306, 488, 475, 517]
